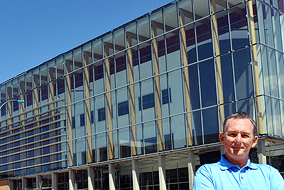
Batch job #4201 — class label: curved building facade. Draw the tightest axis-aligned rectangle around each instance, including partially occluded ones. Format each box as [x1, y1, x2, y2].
[0, 0, 284, 189]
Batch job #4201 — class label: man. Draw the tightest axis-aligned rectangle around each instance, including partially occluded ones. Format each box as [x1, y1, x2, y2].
[193, 111, 284, 190]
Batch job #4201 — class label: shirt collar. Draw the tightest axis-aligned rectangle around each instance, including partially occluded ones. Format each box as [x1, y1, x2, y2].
[218, 154, 258, 170]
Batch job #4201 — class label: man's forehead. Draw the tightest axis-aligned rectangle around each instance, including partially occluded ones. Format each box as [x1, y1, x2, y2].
[227, 117, 253, 124]
[226, 129, 251, 133]
[226, 118, 254, 131]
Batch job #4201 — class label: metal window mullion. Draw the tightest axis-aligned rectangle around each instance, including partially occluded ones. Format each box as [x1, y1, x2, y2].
[197, 62, 205, 144]
[226, 4, 237, 111]
[0, 143, 66, 167]
[125, 26, 136, 157]
[0, 126, 66, 154]
[0, 118, 65, 149]
[150, 14, 159, 152]
[0, 143, 66, 162]
[192, 0, 205, 144]
[0, 158, 67, 174]
[275, 51, 284, 136]
[112, 31, 120, 160]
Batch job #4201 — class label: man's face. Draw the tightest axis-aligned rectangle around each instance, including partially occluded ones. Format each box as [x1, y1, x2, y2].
[219, 117, 258, 163]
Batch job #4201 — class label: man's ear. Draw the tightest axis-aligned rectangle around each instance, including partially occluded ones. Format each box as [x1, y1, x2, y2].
[252, 136, 258, 148]
[219, 132, 225, 144]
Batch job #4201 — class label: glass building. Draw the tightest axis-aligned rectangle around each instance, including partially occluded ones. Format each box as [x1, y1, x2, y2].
[0, 0, 284, 189]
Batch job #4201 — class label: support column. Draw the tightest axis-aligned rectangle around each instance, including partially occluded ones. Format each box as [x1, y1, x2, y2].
[52, 173, 58, 190]
[151, 21, 163, 151]
[88, 166, 95, 190]
[132, 159, 140, 190]
[22, 178, 27, 190]
[211, 0, 225, 131]
[36, 175, 42, 189]
[158, 155, 166, 190]
[33, 75, 40, 126]
[104, 43, 114, 160]
[248, 0, 263, 134]
[49, 67, 55, 116]
[257, 139, 267, 164]
[66, 60, 74, 166]
[7, 87, 12, 134]
[109, 163, 116, 190]
[188, 150, 195, 190]
[84, 51, 93, 163]
[69, 170, 75, 190]
[126, 33, 137, 156]
[179, 9, 193, 146]
[8, 179, 13, 190]
[33, 75, 42, 172]
[20, 81, 25, 126]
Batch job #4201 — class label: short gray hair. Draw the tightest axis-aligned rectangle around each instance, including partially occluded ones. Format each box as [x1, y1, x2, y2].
[223, 111, 257, 136]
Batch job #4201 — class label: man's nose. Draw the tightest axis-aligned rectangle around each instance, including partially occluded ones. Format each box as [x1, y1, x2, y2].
[235, 134, 242, 144]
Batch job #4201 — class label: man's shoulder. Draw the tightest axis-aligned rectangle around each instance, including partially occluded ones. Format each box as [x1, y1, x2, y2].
[250, 162, 278, 172]
[250, 162, 274, 168]
[196, 162, 220, 174]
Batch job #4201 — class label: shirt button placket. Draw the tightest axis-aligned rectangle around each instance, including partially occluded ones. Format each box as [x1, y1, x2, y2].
[240, 169, 248, 189]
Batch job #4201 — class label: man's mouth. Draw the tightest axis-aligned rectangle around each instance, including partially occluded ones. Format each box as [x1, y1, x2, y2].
[232, 146, 243, 149]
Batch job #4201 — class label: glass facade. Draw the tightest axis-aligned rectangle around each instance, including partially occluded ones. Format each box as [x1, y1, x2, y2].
[0, 0, 284, 189]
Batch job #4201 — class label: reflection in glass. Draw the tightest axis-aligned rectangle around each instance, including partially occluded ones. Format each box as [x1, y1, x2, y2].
[202, 107, 219, 144]
[233, 48, 253, 100]
[199, 59, 217, 108]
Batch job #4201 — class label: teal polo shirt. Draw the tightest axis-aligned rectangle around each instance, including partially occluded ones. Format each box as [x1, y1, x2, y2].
[193, 154, 284, 190]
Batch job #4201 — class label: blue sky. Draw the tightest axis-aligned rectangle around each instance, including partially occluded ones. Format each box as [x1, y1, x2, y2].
[0, 0, 172, 84]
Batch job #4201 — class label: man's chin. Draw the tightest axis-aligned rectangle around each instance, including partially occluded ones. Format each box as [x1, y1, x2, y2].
[230, 150, 244, 156]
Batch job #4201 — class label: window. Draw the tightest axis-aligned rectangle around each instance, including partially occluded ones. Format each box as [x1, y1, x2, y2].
[27, 150, 34, 158]
[98, 108, 106, 122]
[27, 137, 34, 143]
[41, 85, 48, 101]
[91, 111, 94, 123]
[14, 162, 21, 169]
[1, 145, 7, 151]
[139, 89, 172, 110]
[1, 137, 7, 144]
[73, 153, 77, 166]
[1, 157, 7, 164]
[13, 141, 20, 147]
[82, 151, 86, 165]
[12, 128, 20, 134]
[142, 93, 155, 109]
[145, 137, 157, 154]
[42, 156, 50, 163]
[99, 147, 107, 161]
[72, 116, 75, 128]
[138, 93, 154, 110]
[27, 159, 34, 166]
[41, 133, 49, 140]
[92, 149, 96, 163]
[41, 126, 49, 132]
[13, 134, 20, 140]
[42, 140, 49, 146]
[26, 130, 34, 137]
[43, 147, 50, 154]
[13, 101, 19, 112]
[14, 154, 20, 161]
[162, 89, 172, 104]
[120, 143, 131, 158]
[80, 114, 85, 126]
[118, 101, 129, 116]
[164, 134, 173, 151]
